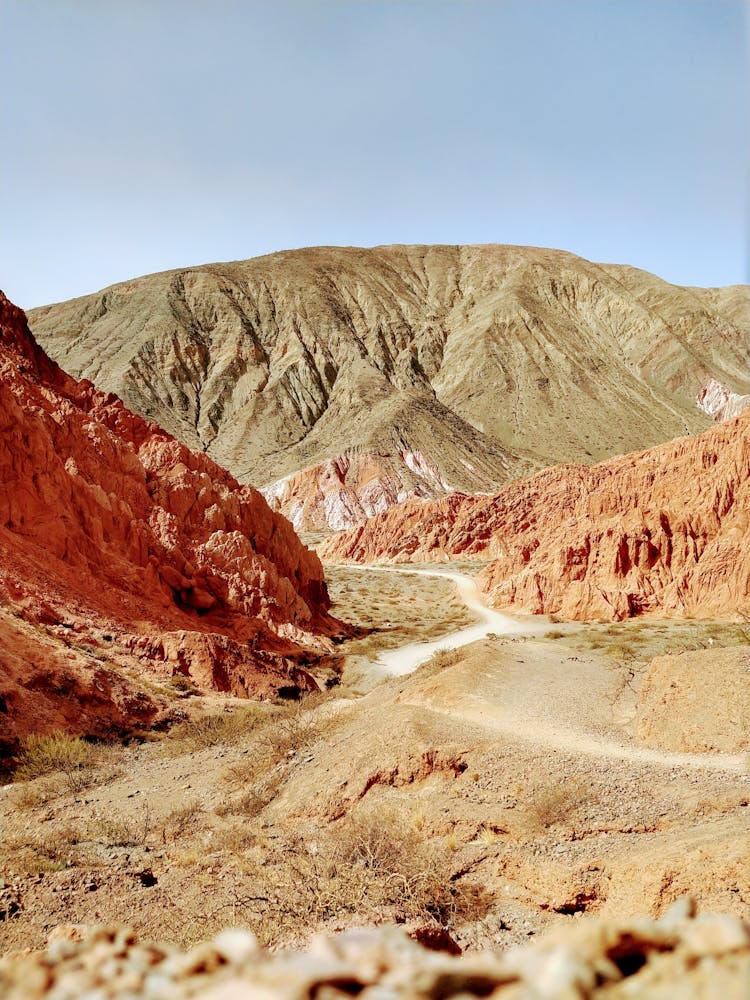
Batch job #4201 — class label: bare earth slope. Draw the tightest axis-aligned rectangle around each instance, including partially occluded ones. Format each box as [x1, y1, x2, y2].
[324, 410, 750, 621]
[0, 291, 336, 759]
[28, 245, 750, 530]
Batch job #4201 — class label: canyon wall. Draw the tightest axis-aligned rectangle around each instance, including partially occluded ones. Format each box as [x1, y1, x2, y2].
[0, 291, 337, 756]
[324, 411, 750, 621]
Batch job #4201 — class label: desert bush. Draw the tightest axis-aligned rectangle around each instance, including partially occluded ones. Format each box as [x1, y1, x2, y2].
[13, 732, 95, 791]
[214, 822, 259, 854]
[201, 806, 487, 946]
[215, 772, 283, 819]
[164, 704, 267, 752]
[430, 648, 464, 669]
[9, 774, 68, 811]
[93, 803, 154, 847]
[159, 800, 204, 842]
[253, 704, 329, 768]
[544, 630, 565, 640]
[1, 819, 86, 873]
[326, 805, 486, 926]
[520, 779, 592, 834]
[169, 674, 200, 696]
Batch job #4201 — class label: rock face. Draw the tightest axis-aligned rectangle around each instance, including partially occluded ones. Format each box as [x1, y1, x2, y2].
[697, 377, 750, 423]
[262, 446, 490, 532]
[324, 411, 750, 621]
[0, 291, 336, 758]
[28, 245, 749, 529]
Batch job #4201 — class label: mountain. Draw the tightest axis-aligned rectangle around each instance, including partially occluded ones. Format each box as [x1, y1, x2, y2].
[0, 291, 336, 760]
[323, 410, 750, 622]
[27, 245, 749, 531]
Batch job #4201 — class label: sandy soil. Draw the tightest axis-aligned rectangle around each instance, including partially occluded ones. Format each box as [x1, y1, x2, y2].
[2, 567, 748, 956]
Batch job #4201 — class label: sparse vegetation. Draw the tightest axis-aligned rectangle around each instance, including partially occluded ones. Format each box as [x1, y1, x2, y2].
[12, 732, 120, 792]
[520, 779, 593, 834]
[163, 704, 268, 752]
[208, 805, 488, 945]
[326, 565, 479, 660]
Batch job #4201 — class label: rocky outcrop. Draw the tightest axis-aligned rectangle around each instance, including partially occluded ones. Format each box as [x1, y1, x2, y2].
[324, 411, 750, 621]
[28, 245, 749, 528]
[2, 905, 749, 999]
[262, 446, 491, 533]
[697, 377, 750, 423]
[0, 291, 337, 757]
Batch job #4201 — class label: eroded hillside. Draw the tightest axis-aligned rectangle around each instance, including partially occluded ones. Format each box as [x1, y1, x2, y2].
[324, 410, 750, 621]
[28, 245, 750, 530]
[0, 291, 338, 760]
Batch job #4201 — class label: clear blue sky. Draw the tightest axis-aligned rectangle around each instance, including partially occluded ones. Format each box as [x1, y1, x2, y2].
[1, 0, 748, 307]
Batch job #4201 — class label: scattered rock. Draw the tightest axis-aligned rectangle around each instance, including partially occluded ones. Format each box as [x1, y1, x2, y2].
[1, 905, 748, 998]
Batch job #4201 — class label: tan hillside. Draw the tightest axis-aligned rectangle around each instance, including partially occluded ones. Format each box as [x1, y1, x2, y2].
[28, 245, 749, 530]
[323, 410, 750, 622]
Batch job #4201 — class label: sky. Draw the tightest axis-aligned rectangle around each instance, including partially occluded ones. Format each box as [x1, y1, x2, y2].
[1, 0, 748, 308]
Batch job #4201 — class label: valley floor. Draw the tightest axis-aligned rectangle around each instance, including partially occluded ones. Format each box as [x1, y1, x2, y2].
[1, 567, 748, 955]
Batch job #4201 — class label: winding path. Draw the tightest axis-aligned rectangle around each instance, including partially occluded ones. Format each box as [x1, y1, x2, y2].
[364, 566, 541, 676]
[347, 565, 747, 776]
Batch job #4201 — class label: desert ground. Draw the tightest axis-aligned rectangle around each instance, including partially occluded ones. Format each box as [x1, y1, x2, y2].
[2, 565, 747, 957]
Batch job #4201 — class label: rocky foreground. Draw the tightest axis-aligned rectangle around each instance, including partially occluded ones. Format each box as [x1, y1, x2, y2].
[325, 410, 750, 622]
[1, 903, 748, 999]
[29, 245, 749, 530]
[0, 291, 338, 760]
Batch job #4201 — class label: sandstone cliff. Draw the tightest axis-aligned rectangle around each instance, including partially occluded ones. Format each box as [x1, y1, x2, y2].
[28, 245, 749, 530]
[324, 411, 750, 621]
[0, 291, 336, 758]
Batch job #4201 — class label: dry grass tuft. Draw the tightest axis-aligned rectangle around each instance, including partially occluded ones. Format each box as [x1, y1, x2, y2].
[519, 779, 594, 834]
[13, 732, 94, 789]
[12, 733, 122, 794]
[164, 704, 267, 753]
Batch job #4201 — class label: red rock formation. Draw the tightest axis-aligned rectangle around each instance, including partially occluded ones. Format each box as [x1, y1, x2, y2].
[323, 413, 750, 621]
[261, 448, 458, 532]
[0, 291, 337, 757]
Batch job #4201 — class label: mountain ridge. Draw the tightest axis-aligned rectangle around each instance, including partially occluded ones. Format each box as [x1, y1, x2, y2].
[28, 244, 749, 530]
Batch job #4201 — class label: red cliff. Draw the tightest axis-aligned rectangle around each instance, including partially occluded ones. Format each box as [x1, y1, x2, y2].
[0, 292, 336, 756]
[323, 412, 750, 621]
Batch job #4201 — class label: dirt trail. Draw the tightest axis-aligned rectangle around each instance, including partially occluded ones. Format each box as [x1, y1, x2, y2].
[353, 566, 747, 776]
[345, 565, 543, 676]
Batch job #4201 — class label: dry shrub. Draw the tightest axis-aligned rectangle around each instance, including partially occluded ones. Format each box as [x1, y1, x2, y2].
[164, 704, 267, 753]
[92, 803, 154, 848]
[213, 822, 258, 854]
[13, 732, 94, 790]
[544, 630, 565, 640]
[215, 805, 488, 945]
[9, 773, 68, 811]
[1, 819, 87, 873]
[254, 707, 320, 766]
[520, 779, 592, 834]
[159, 800, 204, 842]
[169, 674, 200, 696]
[215, 773, 282, 819]
[12, 733, 123, 798]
